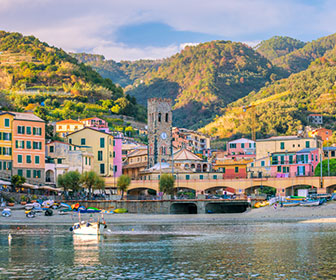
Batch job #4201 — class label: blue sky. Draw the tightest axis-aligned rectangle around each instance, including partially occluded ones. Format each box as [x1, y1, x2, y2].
[0, 0, 335, 61]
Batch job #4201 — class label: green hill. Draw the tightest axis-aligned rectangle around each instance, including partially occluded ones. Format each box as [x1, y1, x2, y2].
[125, 41, 287, 129]
[201, 47, 336, 139]
[271, 33, 336, 73]
[0, 31, 146, 123]
[255, 36, 306, 61]
[72, 53, 161, 88]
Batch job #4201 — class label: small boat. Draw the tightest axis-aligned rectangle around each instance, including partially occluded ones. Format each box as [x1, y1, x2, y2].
[300, 200, 320, 207]
[282, 202, 300, 207]
[113, 208, 128, 213]
[70, 214, 107, 235]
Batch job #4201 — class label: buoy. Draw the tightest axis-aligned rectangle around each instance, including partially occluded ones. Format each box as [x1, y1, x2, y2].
[132, 228, 134, 231]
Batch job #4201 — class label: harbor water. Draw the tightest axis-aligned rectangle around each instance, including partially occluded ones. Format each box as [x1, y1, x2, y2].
[1, 222, 336, 279]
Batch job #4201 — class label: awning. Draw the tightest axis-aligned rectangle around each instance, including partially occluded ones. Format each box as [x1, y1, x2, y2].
[0, 179, 11, 185]
[22, 183, 39, 189]
[39, 186, 62, 192]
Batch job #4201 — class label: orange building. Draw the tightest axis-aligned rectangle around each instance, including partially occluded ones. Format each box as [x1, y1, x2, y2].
[11, 112, 45, 184]
[56, 119, 84, 138]
[309, 128, 333, 143]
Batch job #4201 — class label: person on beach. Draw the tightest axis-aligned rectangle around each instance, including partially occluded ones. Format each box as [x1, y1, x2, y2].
[273, 203, 277, 209]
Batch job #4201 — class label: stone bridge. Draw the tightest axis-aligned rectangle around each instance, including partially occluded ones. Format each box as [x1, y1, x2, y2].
[105, 176, 336, 196]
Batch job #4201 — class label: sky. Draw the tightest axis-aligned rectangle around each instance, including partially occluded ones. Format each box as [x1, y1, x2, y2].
[0, 0, 335, 61]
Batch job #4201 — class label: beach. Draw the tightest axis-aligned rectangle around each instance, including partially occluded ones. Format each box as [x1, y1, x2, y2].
[1, 201, 336, 225]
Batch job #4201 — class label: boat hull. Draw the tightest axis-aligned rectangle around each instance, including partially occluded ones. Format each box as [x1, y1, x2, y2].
[72, 222, 106, 235]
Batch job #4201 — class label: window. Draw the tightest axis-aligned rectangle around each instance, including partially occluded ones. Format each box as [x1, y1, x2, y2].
[289, 155, 293, 164]
[100, 137, 105, 148]
[280, 142, 285, 150]
[277, 166, 281, 172]
[33, 170, 41, 178]
[26, 170, 31, 178]
[57, 158, 62, 164]
[280, 156, 284, 165]
[305, 141, 310, 148]
[33, 142, 42, 150]
[213, 175, 217, 179]
[33, 127, 42, 136]
[113, 140, 115, 146]
[26, 126, 31, 135]
[261, 161, 265, 167]
[235, 167, 239, 173]
[81, 138, 86, 145]
[114, 165, 118, 173]
[229, 143, 237, 149]
[0, 162, 2, 170]
[18, 155, 23, 163]
[283, 166, 287, 173]
[272, 156, 278, 165]
[158, 113, 161, 122]
[89, 158, 91, 165]
[186, 174, 190, 180]
[35, 156, 40, 164]
[17, 125, 25, 134]
[4, 118, 10, 127]
[69, 139, 72, 144]
[85, 157, 88, 165]
[16, 140, 24, 149]
[113, 151, 115, 158]
[100, 164, 105, 174]
[3, 147, 11, 156]
[311, 154, 314, 161]
[249, 143, 252, 148]
[98, 151, 103, 161]
[18, 169, 23, 177]
[49, 146, 54, 153]
[199, 174, 203, 180]
[241, 143, 245, 148]
[26, 141, 31, 149]
[3, 133, 11, 141]
[26, 155, 31, 164]
[165, 113, 169, 122]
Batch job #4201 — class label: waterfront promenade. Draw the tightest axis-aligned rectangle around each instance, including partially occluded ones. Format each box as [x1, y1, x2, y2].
[105, 176, 336, 196]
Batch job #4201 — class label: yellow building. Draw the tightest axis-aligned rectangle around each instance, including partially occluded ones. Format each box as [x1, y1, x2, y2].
[67, 127, 115, 177]
[0, 112, 14, 179]
[251, 136, 322, 177]
[122, 148, 148, 179]
[56, 119, 84, 138]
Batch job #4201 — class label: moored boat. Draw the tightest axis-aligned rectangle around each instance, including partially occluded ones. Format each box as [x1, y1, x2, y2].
[300, 200, 320, 207]
[70, 221, 107, 235]
[282, 202, 300, 207]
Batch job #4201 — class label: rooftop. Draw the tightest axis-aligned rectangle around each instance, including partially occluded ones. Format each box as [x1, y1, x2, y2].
[56, 119, 83, 125]
[0, 111, 44, 122]
[297, 148, 318, 154]
[174, 148, 203, 161]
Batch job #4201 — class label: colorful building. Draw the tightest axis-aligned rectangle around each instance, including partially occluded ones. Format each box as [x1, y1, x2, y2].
[252, 136, 322, 177]
[172, 127, 211, 154]
[270, 148, 320, 178]
[0, 112, 45, 184]
[122, 148, 148, 180]
[226, 138, 256, 160]
[213, 159, 251, 179]
[56, 119, 84, 138]
[308, 128, 332, 143]
[173, 148, 211, 172]
[323, 146, 336, 160]
[67, 127, 122, 177]
[45, 141, 94, 184]
[80, 117, 109, 133]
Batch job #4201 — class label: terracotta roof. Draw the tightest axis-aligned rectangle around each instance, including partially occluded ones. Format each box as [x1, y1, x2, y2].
[174, 148, 203, 161]
[128, 148, 147, 158]
[0, 111, 44, 122]
[56, 119, 83, 125]
[81, 117, 103, 121]
[67, 126, 112, 137]
[123, 162, 147, 169]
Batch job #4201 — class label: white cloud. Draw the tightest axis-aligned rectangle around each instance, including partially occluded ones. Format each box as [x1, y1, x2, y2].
[0, 0, 333, 60]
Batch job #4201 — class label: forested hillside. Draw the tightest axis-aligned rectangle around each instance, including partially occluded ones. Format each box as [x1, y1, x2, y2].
[126, 41, 287, 128]
[0, 31, 146, 122]
[255, 36, 306, 61]
[271, 33, 336, 73]
[201, 47, 336, 139]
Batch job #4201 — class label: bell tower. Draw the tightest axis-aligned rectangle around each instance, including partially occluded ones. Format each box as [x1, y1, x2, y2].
[147, 98, 172, 168]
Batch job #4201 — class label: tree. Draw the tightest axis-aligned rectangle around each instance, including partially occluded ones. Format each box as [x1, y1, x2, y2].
[314, 159, 336, 177]
[11, 175, 26, 192]
[57, 171, 81, 192]
[80, 171, 105, 199]
[159, 174, 175, 195]
[117, 175, 131, 199]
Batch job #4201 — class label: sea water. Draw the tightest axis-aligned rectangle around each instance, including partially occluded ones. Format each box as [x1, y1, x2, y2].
[0, 222, 336, 279]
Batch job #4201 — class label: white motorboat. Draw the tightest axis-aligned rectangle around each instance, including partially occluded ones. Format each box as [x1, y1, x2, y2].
[70, 213, 107, 235]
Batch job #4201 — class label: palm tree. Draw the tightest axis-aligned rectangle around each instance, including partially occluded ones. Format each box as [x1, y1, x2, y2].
[117, 175, 131, 200]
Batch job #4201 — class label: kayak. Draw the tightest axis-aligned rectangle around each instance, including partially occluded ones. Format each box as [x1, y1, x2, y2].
[114, 208, 128, 213]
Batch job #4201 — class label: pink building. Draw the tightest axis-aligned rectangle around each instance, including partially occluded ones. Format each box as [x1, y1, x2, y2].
[270, 148, 320, 178]
[81, 117, 109, 133]
[227, 138, 256, 160]
[113, 136, 123, 177]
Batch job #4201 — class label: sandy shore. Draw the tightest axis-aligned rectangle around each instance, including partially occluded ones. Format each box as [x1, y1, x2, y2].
[1, 202, 336, 226]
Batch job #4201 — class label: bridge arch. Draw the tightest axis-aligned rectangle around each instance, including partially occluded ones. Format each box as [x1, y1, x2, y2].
[326, 184, 336, 194]
[244, 185, 276, 197]
[174, 187, 196, 199]
[127, 187, 157, 196]
[284, 184, 317, 196]
[170, 202, 197, 214]
[204, 186, 236, 195]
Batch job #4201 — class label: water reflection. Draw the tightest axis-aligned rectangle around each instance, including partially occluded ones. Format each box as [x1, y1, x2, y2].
[0, 223, 336, 279]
